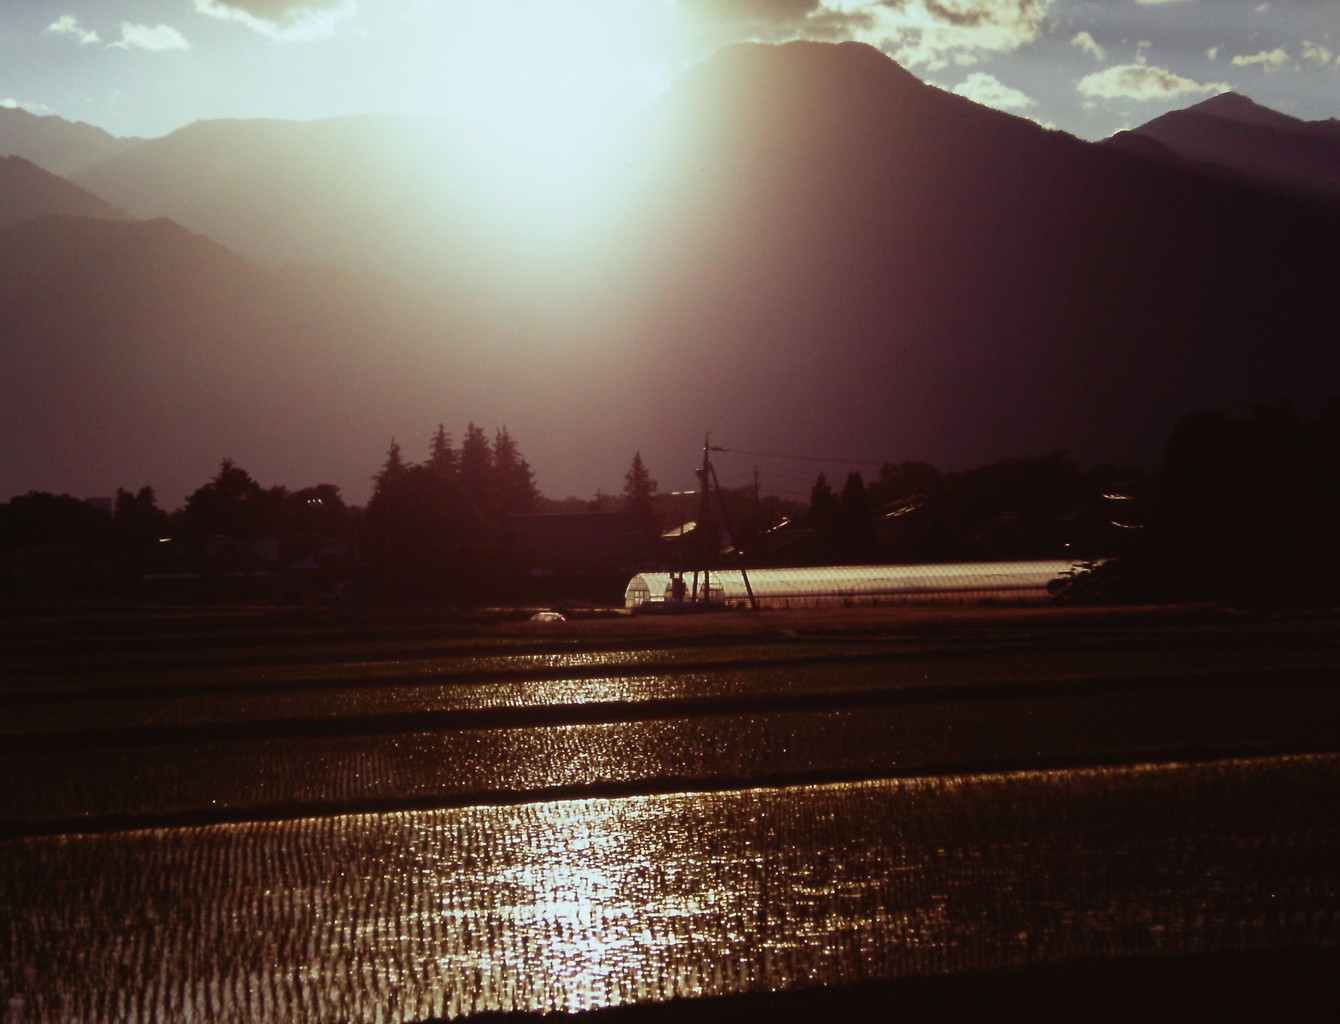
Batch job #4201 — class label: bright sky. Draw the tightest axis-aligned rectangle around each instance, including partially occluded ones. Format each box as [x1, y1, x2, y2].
[2, 1, 1337, 144]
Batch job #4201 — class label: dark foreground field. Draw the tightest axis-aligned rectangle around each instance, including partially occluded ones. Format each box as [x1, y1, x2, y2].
[4, 602, 1339, 1022]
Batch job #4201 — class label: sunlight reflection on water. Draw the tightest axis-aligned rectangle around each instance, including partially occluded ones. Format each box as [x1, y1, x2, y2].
[4, 756, 1339, 1023]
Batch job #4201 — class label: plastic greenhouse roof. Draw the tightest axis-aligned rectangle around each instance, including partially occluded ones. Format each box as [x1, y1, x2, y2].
[624, 561, 1081, 607]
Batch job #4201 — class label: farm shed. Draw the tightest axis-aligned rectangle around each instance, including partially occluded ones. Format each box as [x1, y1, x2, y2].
[624, 561, 1081, 609]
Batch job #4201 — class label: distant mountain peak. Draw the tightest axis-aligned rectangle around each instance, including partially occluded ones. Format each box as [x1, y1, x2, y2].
[1186, 91, 1304, 131]
[1106, 88, 1340, 204]
[0, 106, 139, 177]
[684, 38, 928, 103]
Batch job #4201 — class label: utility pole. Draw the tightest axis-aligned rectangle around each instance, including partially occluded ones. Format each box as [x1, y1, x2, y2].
[691, 433, 756, 609]
[692, 434, 713, 602]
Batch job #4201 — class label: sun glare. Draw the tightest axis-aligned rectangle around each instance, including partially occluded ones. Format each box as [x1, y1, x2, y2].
[419, 1, 675, 238]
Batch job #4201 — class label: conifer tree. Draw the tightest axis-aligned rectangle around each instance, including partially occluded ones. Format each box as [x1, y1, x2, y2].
[623, 452, 657, 515]
[459, 423, 493, 512]
[427, 424, 457, 480]
[373, 438, 408, 497]
[493, 426, 539, 515]
[809, 472, 837, 527]
[838, 470, 878, 563]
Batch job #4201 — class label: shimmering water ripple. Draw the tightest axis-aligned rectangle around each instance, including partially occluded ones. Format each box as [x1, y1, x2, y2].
[9, 675, 1337, 825]
[5, 755, 1339, 1023]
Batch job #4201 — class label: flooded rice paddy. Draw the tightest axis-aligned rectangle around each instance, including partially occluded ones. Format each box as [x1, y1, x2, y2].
[4, 674, 1339, 827]
[4, 607, 1340, 1022]
[7, 757, 1340, 1023]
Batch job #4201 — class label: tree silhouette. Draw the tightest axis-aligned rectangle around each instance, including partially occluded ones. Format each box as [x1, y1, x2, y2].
[1153, 403, 1325, 604]
[286, 484, 348, 539]
[114, 486, 168, 541]
[374, 439, 409, 493]
[459, 423, 493, 514]
[622, 452, 657, 515]
[364, 461, 503, 604]
[180, 459, 285, 543]
[837, 471, 879, 563]
[493, 426, 539, 515]
[362, 423, 546, 603]
[808, 472, 837, 531]
[427, 424, 457, 480]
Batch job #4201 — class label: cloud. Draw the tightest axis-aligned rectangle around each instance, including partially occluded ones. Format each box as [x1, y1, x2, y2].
[110, 24, 191, 51]
[1301, 40, 1336, 68]
[45, 15, 101, 45]
[1077, 63, 1229, 102]
[681, 1, 1051, 68]
[847, 1, 1053, 71]
[192, 0, 357, 40]
[2, 98, 54, 115]
[1231, 47, 1293, 72]
[1231, 42, 1338, 72]
[1071, 31, 1104, 62]
[952, 71, 1035, 110]
[684, 0, 824, 21]
[679, 0, 871, 41]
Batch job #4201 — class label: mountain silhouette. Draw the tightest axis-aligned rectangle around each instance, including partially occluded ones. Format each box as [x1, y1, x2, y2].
[605, 42, 1340, 473]
[0, 156, 128, 224]
[1106, 91, 1340, 204]
[0, 215, 522, 504]
[69, 115, 484, 278]
[0, 107, 139, 177]
[3, 42, 1338, 506]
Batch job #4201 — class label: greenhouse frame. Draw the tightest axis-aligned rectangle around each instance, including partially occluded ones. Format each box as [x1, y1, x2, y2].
[624, 561, 1083, 609]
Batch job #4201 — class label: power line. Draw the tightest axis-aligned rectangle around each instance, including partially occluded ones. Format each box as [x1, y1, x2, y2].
[718, 446, 888, 469]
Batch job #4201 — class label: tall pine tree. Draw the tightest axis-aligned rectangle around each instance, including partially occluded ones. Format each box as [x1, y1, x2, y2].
[623, 452, 657, 515]
[459, 423, 493, 513]
[493, 427, 539, 515]
[427, 424, 457, 480]
[373, 439, 408, 497]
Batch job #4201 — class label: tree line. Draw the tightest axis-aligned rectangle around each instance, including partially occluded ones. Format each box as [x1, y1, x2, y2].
[0, 424, 658, 604]
[4, 402, 1339, 608]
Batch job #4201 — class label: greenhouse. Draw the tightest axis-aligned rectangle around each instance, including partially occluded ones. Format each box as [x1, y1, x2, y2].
[624, 561, 1082, 610]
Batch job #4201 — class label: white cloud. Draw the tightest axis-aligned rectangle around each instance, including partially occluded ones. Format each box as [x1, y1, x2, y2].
[45, 15, 101, 45]
[1077, 63, 1230, 102]
[192, 0, 358, 41]
[921, 1, 1046, 69]
[1232, 47, 1294, 72]
[110, 23, 192, 51]
[1300, 40, 1336, 68]
[952, 71, 1035, 110]
[749, 1, 1056, 72]
[1205, 45, 1220, 61]
[1071, 31, 1104, 62]
[1, 98, 53, 115]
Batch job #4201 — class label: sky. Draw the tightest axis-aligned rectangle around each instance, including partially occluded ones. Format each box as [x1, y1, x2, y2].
[1, 1, 1337, 144]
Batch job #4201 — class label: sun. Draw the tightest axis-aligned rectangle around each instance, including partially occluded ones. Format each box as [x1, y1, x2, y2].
[415, 1, 678, 240]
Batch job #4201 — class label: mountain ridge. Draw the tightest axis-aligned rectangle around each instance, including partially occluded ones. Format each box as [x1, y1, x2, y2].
[3, 42, 1338, 505]
[0, 107, 141, 177]
[0, 157, 129, 224]
[1105, 91, 1340, 204]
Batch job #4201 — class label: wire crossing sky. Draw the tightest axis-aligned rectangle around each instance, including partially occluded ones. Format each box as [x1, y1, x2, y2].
[3, 1, 1337, 141]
